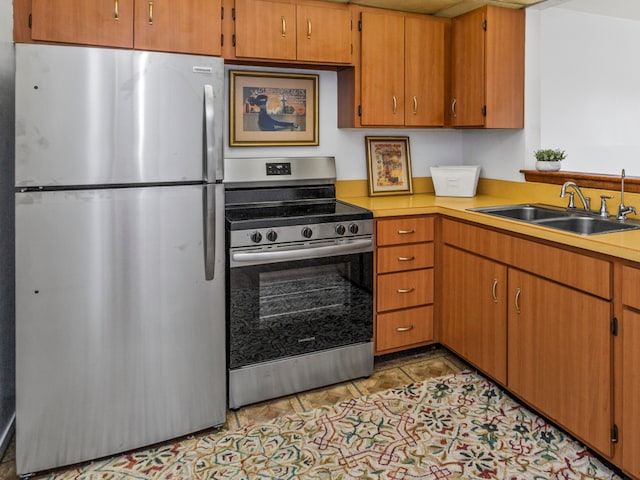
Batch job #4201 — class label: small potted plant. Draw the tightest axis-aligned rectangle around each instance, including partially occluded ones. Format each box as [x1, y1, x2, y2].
[534, 148, 567, 171]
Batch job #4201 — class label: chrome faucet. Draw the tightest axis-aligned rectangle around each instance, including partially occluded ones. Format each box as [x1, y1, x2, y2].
[560, 181, 591, 211]
[617, 169, 637, 221]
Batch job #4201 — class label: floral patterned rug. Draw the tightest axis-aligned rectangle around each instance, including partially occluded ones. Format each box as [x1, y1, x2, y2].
[42, 370, 621, 479]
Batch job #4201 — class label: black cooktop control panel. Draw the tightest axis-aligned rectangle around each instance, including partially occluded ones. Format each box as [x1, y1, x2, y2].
[266, 162, 291, 176]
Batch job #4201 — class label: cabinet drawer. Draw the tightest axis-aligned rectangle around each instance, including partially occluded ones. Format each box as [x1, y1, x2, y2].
[377, 243, 434, 273]
[623, 265, 640, 309]
[376, 216, 434, 246]
[376, 306, 434, 352]
[377, 269, 433, 312]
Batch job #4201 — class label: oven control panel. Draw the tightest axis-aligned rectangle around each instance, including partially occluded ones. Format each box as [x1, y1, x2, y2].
[266, 162, 291, 176]
[229, 220, 374, 248]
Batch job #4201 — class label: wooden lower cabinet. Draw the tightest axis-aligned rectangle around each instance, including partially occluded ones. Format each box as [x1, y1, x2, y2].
[441, 245, 507, 385]
[441, 218, 615, 461]
[374, 216, 435, 355]
[622, 266, 640, 478]
[376, 306, 433, 352]
[507, 268, 613, 457]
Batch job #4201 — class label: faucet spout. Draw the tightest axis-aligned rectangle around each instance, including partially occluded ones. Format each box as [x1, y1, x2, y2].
[617, 169, 637, 220]
[560, 181, 590, 211]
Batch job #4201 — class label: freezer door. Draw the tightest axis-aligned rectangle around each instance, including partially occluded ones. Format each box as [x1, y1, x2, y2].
[15, 184, 226, 474]
[15, 44, 224, 187]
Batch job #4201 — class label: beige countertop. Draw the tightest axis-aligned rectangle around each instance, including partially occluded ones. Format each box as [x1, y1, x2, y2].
[338, 180, 640, 263]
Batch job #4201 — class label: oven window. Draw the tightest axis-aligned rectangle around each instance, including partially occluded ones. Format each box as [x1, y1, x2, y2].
[228, 253, 373, 369]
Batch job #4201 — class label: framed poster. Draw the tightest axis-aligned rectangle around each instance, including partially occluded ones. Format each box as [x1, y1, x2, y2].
[365, 136, 413, 196]
[229, 70, 319, 146]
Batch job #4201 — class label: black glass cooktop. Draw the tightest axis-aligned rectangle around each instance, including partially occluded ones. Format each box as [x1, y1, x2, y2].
[226, 200, 372, 230]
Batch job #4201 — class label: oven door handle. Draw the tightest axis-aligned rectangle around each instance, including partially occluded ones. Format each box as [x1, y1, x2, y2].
[231, 238, 373, 265]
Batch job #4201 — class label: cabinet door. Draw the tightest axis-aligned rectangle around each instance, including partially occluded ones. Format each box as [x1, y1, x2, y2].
[296, 3, 351, 64]
[360, 11, 404, 126]
[441, 246, 507, 384]
[507, 269, 613, 457]
[450, 7, 485, 127]
[404, 16, 445, 127]
[31, 0, 134, 48]
[622, 308, 640, 477]
[134, 0, 222, 55]
[234, 0, 296, 60]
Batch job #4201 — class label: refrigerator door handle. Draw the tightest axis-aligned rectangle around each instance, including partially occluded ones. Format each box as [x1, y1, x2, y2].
[203, 84, 217, 182]
[203, 184, 216, 280]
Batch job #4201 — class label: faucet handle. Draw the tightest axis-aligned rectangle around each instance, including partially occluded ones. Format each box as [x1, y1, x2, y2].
[600, 195, 613, 217]
[567, 191, 575, 208]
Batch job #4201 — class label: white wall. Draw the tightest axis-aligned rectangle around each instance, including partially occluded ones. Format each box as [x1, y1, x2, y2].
[462, 1, 640, 181]
[539, 7, 640, 176]
[223, 66, 464, 180]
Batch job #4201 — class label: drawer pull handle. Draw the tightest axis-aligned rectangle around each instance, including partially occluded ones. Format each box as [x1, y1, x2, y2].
[396, 325, 414, 332]
[397, 287, 415, 294]
[398, 256, 416, 262]
[397, 229, 415, 235]
[515, 287, 522, 314]
[492, 278, 498, 303]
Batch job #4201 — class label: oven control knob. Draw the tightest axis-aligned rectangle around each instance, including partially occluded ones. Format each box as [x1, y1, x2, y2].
[250, 231, 263, 243]
[336, 224, 346, 235]
[348, 223, 360, 234]
[266, 230, 278, 242]
[301, 226, 313, 239]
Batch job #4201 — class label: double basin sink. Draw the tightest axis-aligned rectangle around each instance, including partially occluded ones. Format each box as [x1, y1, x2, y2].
[470, 204, 640, 236]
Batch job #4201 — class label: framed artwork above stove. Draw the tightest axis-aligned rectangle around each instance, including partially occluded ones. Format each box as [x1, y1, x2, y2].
[365, 136, 414, 196]
[229, 70, 319, 147]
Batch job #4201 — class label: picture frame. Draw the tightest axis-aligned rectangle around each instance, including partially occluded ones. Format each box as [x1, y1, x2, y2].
[365, 136, 413, 196]
[229, 70, 319, 147]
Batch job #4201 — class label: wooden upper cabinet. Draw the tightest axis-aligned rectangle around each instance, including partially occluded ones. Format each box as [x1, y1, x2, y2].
[404, 16, 445, 127]
[234, 0, 297, 60]
[234, 0, 351, 64]
[21, 0, 222, 55]
[134, 0, 222, 55]
[450, 7, 484, 127]
[296, 3, 351, 63]
[360, 10, 405, 126]
[30, 0, 134, 48]
[353, 9, 447, 128]
[450, 5, 524, 128]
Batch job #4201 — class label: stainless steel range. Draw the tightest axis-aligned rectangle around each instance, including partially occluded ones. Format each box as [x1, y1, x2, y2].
[224, 157, 374, 409]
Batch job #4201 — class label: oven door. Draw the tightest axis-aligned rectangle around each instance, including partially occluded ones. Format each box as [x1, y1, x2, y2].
[228, 239, 373, 369]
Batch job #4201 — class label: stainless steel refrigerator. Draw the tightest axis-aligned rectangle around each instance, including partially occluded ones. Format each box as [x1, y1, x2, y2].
[14, 44, 226, 475]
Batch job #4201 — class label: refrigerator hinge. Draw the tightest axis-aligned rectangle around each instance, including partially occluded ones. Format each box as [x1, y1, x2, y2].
[482, 19, 487, 31]
[611, 317, 619, 336]
[28, 13, 32, 29]
[482, 105, 487, 117]
[611, 424, 619, 443]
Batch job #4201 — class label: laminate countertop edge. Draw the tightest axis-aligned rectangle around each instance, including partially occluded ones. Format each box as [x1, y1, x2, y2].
[340, 193, 640, 263]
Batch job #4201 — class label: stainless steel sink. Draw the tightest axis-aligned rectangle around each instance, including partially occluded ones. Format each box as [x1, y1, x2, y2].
[471, 204, 567, 221]
[536, 216, 640, 235]
[469, 204, 640, 236]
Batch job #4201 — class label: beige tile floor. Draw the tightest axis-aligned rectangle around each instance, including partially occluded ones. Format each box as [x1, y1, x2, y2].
[0, 345, 467, 480]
